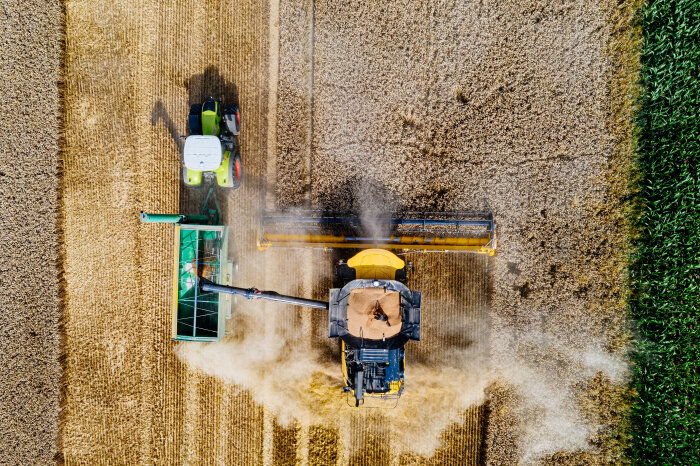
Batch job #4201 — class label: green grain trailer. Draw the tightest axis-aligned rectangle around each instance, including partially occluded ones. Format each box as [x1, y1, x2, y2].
[140, 188, 233, 341]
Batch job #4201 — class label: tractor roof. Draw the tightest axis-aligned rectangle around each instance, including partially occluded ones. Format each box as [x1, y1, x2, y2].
[184, 136, 223, 171]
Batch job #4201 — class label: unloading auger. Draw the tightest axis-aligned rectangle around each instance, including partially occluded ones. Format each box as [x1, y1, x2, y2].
[198, 247, 422, 408]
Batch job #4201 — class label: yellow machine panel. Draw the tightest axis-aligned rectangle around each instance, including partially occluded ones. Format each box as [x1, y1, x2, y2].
[347, 249, 405, 279]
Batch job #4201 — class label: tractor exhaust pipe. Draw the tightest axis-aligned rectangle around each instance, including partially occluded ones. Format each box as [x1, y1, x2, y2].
[199, 279, 329, 310]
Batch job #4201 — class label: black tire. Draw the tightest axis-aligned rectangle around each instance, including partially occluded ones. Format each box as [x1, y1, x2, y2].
[188, 104, 202, 135]
[230, 152, 242, 189]
[224, 105, 240, 135]
[394, 266, 408, 283]
[354, 370, 364, 407]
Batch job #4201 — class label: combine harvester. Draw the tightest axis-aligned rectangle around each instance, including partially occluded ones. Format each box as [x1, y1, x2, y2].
[142, 205, 496, 406]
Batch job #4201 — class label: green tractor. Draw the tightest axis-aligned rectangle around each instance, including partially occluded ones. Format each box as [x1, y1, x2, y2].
[182, 97, 242, 189]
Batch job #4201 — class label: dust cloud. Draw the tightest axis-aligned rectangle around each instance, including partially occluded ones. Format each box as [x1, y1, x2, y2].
[175, 301, 340, 425]
[352, 176, 397, 240]
[175, 301, 628, 461]
[490, 325, 629, 462]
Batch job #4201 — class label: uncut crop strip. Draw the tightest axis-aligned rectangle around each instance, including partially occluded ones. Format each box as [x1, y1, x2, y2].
[0, 0, 62, 463]
[630, 0, 700, 463]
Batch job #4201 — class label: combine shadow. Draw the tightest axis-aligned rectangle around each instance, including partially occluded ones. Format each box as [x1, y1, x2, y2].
[315, 175, 397, 218]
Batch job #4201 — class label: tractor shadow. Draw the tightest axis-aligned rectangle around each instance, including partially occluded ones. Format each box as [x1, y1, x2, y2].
[185, 65, 239, 109]
[151, 100, 184, 152]
[151, 65, 240, 152]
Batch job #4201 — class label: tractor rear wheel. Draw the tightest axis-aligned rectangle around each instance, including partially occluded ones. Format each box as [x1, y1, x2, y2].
[228, 152, 241, 189]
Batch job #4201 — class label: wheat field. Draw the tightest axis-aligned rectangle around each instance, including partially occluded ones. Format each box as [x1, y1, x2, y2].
[0, 0, 63, 463]
[0, 0, 640, 463]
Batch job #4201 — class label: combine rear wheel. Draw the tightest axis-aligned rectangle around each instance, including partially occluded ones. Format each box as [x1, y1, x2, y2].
[354, 369, 364, 407]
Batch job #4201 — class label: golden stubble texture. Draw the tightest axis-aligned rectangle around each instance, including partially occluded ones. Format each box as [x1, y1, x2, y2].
[61, 0, 269, 463]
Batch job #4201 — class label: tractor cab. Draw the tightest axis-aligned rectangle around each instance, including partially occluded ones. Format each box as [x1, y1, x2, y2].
[184, 136, 223, 171]
[188, 96, 240, 137]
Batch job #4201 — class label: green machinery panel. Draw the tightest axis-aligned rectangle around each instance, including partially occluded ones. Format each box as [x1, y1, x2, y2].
[172, 224, 232, 341]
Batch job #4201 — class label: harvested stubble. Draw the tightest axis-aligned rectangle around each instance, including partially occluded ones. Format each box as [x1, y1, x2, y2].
[0, 0, 63, 463]
[61, 0, 270, 463]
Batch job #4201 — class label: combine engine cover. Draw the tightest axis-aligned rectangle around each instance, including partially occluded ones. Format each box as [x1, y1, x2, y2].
[329, 279, 421, 406]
